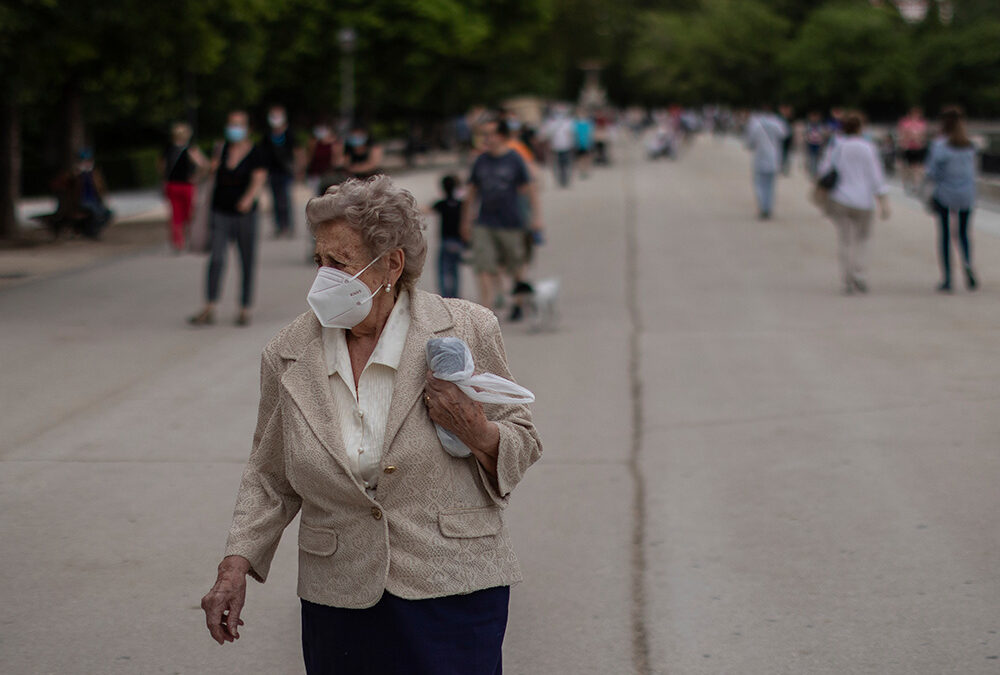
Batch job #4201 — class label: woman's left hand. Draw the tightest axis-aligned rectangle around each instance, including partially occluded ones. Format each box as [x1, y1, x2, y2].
[424, 372, 500, 475]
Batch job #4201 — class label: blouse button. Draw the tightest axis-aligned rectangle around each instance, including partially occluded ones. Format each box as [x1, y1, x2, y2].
[371, 507, 383, 520]
[383, 465, 397, 474]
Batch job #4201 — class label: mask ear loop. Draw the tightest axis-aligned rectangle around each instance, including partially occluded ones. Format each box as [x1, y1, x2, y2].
[350, 253, 390, 303]
[349, 253, 384, 281]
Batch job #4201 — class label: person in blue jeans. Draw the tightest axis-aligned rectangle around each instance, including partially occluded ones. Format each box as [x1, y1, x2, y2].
[430, 175, 464, 298]
[925, 107, 978, 292]
[745, 106, 789, 219]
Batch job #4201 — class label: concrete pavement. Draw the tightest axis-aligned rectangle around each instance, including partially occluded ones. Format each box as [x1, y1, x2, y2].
[1, 137, 999, 674]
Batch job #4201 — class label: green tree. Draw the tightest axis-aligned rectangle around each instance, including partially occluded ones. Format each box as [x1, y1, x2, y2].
[916, 19, 1000, 116]
[627, 0, 790, 105]
[780, 2, 917, 117]
[1, 0, 274, 238]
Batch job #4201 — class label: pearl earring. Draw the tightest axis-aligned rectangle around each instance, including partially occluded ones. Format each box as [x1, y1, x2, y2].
[385, 283, 392, 293]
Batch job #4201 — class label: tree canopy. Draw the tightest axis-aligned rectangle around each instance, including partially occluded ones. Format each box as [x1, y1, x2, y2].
[3, 0, 1000, 236]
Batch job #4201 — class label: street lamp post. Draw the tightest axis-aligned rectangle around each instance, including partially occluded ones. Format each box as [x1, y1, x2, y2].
[338, 27, 356, 134]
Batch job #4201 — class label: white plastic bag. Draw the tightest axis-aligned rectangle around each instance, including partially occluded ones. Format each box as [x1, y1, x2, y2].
[426, 337, 535, 458]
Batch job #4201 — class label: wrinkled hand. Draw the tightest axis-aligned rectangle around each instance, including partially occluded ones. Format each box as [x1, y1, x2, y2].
[424, 372, 500, 476]
[201, 556, 249, 644]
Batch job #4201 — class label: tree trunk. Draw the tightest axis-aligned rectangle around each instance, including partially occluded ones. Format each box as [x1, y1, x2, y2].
[0, 94, 20, 241]
[63, 80, 85, 168]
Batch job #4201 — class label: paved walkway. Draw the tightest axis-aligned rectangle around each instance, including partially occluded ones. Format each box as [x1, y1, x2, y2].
[1, 138, 998, 674]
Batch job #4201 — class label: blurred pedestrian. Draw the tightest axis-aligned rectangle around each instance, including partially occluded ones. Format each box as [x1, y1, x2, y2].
[574, 109, 594, 179]
[818, 113, 890, 295]
[343, 124, 383, 180]
[429, 174, 464, 298]
[925, 106, 978, 292]
[306, 122, 341, 196]
[879, 133, 897, 177]
[49, 148, 113, 240]
[898, 106, 929, 194]
[161, 122, 209, 252]
[461, 119, 541, 315]
[778, 104, 795, 176]
[744, 105, 788, 220]
[593, 110, 612, 165]
[188, 110, 268, 327]
[260, 105, 296, 238]
[804, 111, 826, 178]
[542, 106, 576, 188]
[505, 124, 543, 309]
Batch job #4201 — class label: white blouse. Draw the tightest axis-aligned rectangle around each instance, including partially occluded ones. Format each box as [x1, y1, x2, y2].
[820, 136, 889, 211]
[322, 290, 411, 498]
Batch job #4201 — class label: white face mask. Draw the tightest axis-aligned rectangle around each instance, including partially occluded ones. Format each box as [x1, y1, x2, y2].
[306, 255, 384, 329]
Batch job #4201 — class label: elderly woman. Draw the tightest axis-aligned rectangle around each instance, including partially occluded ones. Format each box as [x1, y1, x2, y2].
[200, 175, 541, 674]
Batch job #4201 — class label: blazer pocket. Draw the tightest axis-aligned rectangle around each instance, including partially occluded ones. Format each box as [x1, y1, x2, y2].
[298, 523, 338, 556]
[438, 506, 503, 539]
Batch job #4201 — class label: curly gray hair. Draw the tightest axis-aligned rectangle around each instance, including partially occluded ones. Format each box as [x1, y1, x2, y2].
[306, 175, 427, 291]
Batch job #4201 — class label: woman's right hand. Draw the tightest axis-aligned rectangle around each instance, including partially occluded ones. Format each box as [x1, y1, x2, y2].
[201, 555, 250, 644]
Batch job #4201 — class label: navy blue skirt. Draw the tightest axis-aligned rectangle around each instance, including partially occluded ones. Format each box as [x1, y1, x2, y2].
[301, 586, 510, 675]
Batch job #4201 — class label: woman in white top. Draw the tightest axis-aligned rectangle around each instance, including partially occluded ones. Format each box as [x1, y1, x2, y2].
[818, 112, 891, 294]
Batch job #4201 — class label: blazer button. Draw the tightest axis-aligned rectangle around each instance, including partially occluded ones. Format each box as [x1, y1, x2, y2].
[371, 507, 383, 520]
[383, 465, 396, 474]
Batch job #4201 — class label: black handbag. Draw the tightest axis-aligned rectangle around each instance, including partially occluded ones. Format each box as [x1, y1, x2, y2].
[817, 168, 838, 190]
[817, 144, 840, 190]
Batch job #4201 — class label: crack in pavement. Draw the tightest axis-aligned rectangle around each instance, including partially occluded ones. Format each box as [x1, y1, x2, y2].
[624, 147, 652, 675]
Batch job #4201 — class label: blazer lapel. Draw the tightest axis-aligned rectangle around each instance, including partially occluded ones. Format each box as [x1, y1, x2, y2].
[280, 336, 362, 487]
[381, 290, 455, 457]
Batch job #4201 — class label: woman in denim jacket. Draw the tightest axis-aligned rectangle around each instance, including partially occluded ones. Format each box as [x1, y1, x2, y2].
[926, 107, 978, 292]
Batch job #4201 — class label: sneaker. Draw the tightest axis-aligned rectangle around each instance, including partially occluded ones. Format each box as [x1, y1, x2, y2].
[235, 310, 251, 327]
[936, 281, 952, 293]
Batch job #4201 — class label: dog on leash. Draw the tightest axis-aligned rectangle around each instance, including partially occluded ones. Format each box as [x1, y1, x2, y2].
[512, 278, 560, 332]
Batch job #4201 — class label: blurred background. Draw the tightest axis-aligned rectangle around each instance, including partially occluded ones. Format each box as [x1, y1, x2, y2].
[1, 0, 999, 237]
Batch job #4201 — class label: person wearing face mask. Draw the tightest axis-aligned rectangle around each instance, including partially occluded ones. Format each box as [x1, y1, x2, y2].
[160, 122, 209, 251]
[305, 121, 342, 196]
[343, 123, 383, 180]
[48, 148, 113, 240]
[259, 105, 297, 239]
[188, 110, 268, 326]
[200, 175, 541, 674]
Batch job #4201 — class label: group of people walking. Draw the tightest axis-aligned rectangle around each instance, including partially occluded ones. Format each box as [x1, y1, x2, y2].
[745, 105, 980, 295]
[425, 104, 616, 318]
[423, 115, 546, 323]
[160, 107, 384, 327]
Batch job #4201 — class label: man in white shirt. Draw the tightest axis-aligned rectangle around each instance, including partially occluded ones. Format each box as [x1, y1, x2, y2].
[745, 106, 789, 219]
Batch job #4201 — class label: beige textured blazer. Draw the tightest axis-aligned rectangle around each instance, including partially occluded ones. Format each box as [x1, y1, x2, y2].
[224, 290, 542, 608]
